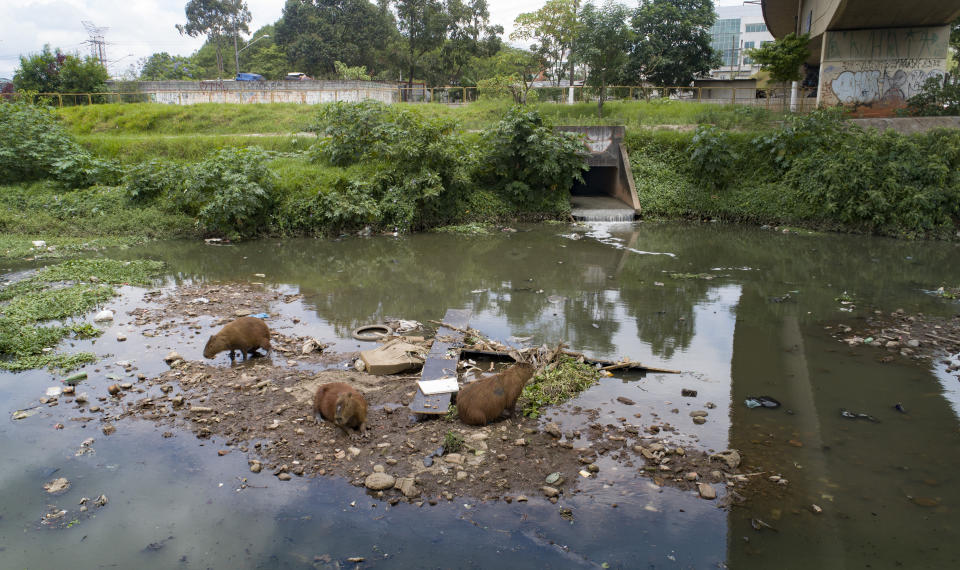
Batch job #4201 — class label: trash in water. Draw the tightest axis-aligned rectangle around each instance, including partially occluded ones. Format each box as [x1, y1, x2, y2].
[751, 518, 778, 532]
[840, 408, 880, 422]
[93, 310, 114, 322]
[894, 403, 907, 414]
[395, 320, 422, 333]
[745, 396, 781, 409]
[249, 312, 269, 319]
[45, 387, 63, 397]
[13, 409, 39, 420]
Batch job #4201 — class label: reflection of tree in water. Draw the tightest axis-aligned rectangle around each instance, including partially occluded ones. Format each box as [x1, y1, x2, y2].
[112, 223, 960, 352]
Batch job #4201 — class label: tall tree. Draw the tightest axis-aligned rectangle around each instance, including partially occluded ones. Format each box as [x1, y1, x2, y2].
[14, 45, 108, 93]
[439, 0, 503, 85]
[575, 1, 632, 117]
[625, 0, 718, 87]
[391, 0, 451, 86]
[511, 0, 579, 86]
[177, 0, 251, 79]
[275, 0, 398, 78]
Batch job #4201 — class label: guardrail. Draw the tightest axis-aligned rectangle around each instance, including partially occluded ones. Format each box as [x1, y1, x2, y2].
[6, 85, 819, 112]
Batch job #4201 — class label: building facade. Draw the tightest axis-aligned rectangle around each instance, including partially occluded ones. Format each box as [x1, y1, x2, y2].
[709, 4, 775, 79]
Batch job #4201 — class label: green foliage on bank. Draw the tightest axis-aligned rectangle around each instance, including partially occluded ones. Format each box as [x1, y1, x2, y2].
[629, 110, 960, 239]
[519, 356, 601, 419]
[0, 259, 165, 371]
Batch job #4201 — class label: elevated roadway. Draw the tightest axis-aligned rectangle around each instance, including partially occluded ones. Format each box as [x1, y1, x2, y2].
[761, 0, 960, 112]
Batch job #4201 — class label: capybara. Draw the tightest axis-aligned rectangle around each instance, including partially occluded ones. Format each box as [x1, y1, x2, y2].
[456, 363, 535, 426]
[202, 316, 271, 361]
[313, 382, 368, 437]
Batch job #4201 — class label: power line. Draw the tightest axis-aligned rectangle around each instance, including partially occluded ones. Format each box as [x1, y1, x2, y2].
[81, 20, 109, 66]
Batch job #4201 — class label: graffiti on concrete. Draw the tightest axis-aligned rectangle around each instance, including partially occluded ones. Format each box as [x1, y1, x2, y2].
[831, 68, 944, 105]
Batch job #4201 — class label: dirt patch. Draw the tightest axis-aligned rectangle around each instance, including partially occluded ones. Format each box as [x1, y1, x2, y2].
[58, 282, 750, 505]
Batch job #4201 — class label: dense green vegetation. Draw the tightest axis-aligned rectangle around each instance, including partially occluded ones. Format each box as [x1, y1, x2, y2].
[630, 110, 960, 239]
[0, 259, 165, 371]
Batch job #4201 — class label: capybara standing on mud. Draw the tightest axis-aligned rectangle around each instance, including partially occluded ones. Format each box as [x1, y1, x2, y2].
[202, 316, 271, 361]
[313, 382, 368, 437]
[456, 363, 535, 426]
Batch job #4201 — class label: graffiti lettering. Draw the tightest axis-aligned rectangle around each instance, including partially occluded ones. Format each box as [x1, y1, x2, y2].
[831, 69, 944, 105]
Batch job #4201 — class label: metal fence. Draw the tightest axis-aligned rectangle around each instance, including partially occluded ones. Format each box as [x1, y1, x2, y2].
[8, 84, 819, 112]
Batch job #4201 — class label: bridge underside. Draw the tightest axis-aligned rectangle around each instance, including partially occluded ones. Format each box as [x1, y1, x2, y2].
[762, 1, 960, 115]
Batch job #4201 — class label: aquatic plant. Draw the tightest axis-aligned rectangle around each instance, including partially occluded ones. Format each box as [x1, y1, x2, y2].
[519, 356, 601, 418]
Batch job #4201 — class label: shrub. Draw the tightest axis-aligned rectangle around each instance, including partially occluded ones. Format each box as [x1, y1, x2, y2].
[904, 75, 960, 117]
[477, 106, 589, 210]
[122, 159, 187, 204]
[186, 147, 278, 238]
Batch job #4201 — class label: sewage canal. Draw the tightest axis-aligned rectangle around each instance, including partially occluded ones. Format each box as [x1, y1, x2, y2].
[2, 221, 959, 568]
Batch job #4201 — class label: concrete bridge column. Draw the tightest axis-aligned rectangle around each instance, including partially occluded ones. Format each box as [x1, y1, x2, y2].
[817, 25, 952, 114]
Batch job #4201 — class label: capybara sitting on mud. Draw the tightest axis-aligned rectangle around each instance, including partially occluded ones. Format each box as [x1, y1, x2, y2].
[456, 363, 535, 426]
[313, 382, 368, 438]
[202, 316, 271, 361]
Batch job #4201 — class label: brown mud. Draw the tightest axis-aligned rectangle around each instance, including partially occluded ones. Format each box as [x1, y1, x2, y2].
[55, 282, 755, 505]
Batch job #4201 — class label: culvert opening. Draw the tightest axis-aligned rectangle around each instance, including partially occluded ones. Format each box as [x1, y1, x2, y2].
[570, 166, 637, 222]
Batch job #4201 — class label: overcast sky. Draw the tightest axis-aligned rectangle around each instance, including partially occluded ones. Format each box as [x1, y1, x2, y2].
[0, 0, 748, 79]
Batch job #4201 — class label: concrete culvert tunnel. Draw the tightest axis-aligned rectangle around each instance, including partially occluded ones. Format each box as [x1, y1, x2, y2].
[558, 126, 641, 222]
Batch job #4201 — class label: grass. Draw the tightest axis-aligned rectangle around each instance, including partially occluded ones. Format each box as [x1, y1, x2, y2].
[432, 222, 494, 235]
[0, 235, 145, 261]
[0, 258, 165, 371]
[518, 356, 601, 419]
[56, 99, 784, 138]
[443, 430, 465, 453]
[76, 133, 312, 163]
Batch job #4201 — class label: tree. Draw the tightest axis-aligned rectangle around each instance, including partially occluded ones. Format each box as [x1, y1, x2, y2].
[625, 0, 718, 87]
[14, 45, 108, 93]
[391, 0, 451, 86]
[949, 16, 959, 72]
[746, 33, 810, 83]
[575, 1, 632, 117]
[475, 47, 544, 103]
[438, 0, 503, 85]
[275, 0, 398, 78]
[177, 0, 252, 79]
[511, 0, 579, 86]
[139, 52, 199, 80]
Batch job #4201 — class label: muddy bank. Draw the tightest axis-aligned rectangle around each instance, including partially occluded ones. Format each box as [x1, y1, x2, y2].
[826, 306, 960, 378]
[39, 282, 755, 506]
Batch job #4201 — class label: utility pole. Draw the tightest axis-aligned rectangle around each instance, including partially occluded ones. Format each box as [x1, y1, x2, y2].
[81, 20, 108, 67]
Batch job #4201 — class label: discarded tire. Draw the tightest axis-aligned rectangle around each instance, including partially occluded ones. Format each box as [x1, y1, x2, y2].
[351, 324, 392, 341]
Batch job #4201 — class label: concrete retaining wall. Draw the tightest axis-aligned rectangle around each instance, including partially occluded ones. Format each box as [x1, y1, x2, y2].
[127, 80, 401, 105]
[850, 116, 960, 134]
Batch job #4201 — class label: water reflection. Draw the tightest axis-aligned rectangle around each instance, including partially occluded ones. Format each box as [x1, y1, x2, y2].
[5, 221, 958, 568]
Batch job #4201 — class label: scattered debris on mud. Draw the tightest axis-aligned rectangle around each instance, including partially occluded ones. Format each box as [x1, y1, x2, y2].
[37, 281, 756, 506]
[825, 307, 960, 377]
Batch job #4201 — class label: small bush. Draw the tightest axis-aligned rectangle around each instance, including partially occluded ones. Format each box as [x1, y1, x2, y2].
[477, 106, 590, 210]
[689, 126, 736, 190]
[904, 75, 960, 117]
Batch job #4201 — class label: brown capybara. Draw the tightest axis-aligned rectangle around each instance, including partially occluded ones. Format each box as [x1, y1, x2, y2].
[313, 382, 368, 438]
[456, 363, 535, 426]
[202, 316, 271, 361]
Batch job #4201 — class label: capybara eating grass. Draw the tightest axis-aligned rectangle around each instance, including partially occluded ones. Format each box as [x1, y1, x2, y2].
[313, 382, 368, 438]
[202, 316, 271, 361]
[456, 363, 535, 426]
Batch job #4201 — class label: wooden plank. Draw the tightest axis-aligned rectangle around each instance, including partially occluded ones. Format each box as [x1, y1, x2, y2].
[410, 309, 470, 415]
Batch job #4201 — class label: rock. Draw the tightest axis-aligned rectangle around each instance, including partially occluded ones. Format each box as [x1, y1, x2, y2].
[94, 310, 114, 322]
[249, 460, 262, 473]
[120, 382, 133, 390]
[692, 417, 706, 425]
[277, 473, 292, 481]
[347, 447, 361, 457]
[75, 393, 88, 404]
[89, 405, 101, 413]
[395, 477, 420, 498]
[443, 453, 463, 465]
[689, 410, 708, 417]
[44, 477, 70, 494]
[170, 396, 184, 407]
[545, 472, 563, 485]
[697, 483, 717, 500]
[586, 464, 599, 473]
[710, 450, 741, 470]
[544, 422, 562, 438]
[365, 473, 396, 491]
[681, 389, 698, 397]
[456, 471, 468, 481]
[675, 447, 685, 456]
[107, 384, 121, 396]
[616, 396, 635, 405]
[685, 472, 699, 481]
[116, 333, 127, 342]
[164, 351, 184, 365]
[234, 309, 252, 317]
[705, 402, 717, 409]
[516, 495, 529, 502]
[373, 464, 385, 473]
[102, 424, 116, 435]
[541, 486, 560, 498]
[514, 438, 527, 446]
[191, 406, 214, 413]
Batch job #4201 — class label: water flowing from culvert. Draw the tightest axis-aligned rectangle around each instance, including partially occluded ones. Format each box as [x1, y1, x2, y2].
[571, 208, 637, 222]
[3, 221, 960, 568]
